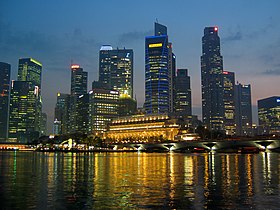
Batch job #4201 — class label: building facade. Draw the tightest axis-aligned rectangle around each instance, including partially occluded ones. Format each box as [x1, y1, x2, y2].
[223, 71, 236, 135]
[88, 88, 119, 136]
[54, 93, 70, 134]
[174, 69, 192, 117]
[76, 94, 89, 134]
[106, 114, 179, 143]
[99, 45, 113, 88]
[145, 22, 172, 114]
[9, 58, 43, 143]
[235, 83, 252, 136]
[0, 62, 11, 141]
[201, 27, 224, 131]
[69, 64, 88, 133]
[9, 81, 40, 143]
[258, 96, 280, 135]
[70, 64, 88, 95]
[99, 46, 134, 98]
[110, 48, 133, 97]
[18, 58, 42, 87]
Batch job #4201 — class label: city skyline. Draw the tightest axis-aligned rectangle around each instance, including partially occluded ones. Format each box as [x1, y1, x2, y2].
[0, 1, 279, 132]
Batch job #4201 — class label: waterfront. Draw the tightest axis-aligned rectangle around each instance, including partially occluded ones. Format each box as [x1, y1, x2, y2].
[0, 151, 279, 209]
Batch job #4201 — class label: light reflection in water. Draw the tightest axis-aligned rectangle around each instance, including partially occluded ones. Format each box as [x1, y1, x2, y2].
[0, 151, 279, 209]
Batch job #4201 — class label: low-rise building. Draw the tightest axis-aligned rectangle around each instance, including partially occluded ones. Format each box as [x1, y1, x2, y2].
[105, 114, 180, 143]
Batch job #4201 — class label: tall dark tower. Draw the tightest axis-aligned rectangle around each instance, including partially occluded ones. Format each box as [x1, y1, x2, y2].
[223, 71, 235, 135]
[201, 26, 224, 131]
[70, 64, 88, 95]
[235, 83, 252, 136]
[145, 22, 171, 114]
[99, 45, 113, 88]
[0, 62, 11, 141]
[9, 58, 43, 143]
[69, 64, 88, 133]
[174, 69, 192, 117]
[18, 58, 42, 88]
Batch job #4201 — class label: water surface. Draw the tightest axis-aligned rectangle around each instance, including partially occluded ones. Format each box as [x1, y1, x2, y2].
[0, 151, 279, 209]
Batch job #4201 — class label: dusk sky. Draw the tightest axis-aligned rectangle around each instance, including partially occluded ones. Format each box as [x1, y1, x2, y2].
[1, 1, 279, 132]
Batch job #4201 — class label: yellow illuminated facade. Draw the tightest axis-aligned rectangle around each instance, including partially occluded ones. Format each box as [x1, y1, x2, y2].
[106, 114, 180, 143]
[148, 43, 163, 48]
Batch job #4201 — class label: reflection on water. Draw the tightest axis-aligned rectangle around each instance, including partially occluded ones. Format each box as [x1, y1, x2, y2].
[0, 151, 279, 209]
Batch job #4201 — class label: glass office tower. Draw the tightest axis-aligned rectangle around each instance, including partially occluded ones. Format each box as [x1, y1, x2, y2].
[201, 27, 224, 131]
[258, 96, 280, 135]
[145, 22, 171, 114]
[69, 64, 88, 133]
[0, 62, 11, 141]
[223, 71, 236, 135]
[174, 69, 192, 117]
[9, 58, 43, 143]
[99, 46, 133, 98]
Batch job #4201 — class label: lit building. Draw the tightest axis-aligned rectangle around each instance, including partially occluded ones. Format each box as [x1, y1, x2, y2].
[0, 62, 11, 141]
[9, 58, 43, 143]
[54, 93, 70, 134]
[99, 45, 113, 88]
[76, 94, 89, 134]
[88, 88, 119, 135]
[106, 114, 180, 143]
[40, 112, 47, 136]
[235, 83, 252, 136]
[169, 45, 176, 113]
[69, 64, 88, 133]
[53, 119, 61, 135]
[174, 69, 192, 117]
[258, 96, 280, 135]
[110, 48, 133, 97]
[9, 81, 40, 143]
[223, 71, 236, 135]
[201, 27, 224, 131]
[18, 58, 42, 87]
[70, 64, 88, 95]
[145, 22, 174, 114]
[98, 46, 133, 98]
[118, 96, 137, 117]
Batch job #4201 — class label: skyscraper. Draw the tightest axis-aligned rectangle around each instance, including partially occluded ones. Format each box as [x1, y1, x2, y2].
[9, 58, 43, 143]
[145, 22, 172, 114]
[76, 93, 89, 134]
[9, 81, 40, 143]
[54, 93, 70, 134]
[70, 64, 88, 95]
[99, 45, 113, 88]
[223, 71, 236, 135]
[110, 49, 133, 97]
[174, 69, 192, 117]
[0, 62, 11, 141]
[257, 96, 280, 135]
[99, 46, 134, 97]
[235, 83, 252, 136]
[201, 26, 224, 131]
[88, 88, 119, 135]
[18, 58, 42, 87]
[68, 64, 88, 134]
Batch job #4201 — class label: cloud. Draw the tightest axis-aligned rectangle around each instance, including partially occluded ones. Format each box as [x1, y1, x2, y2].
[246, 17, 275, 40]
[0, 17, 99, 73]
[223, 31, 243, 42]
[118, 30, 153, 44]
[261, 69, 280, 75]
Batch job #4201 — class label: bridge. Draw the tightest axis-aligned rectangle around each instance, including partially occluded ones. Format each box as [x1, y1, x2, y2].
[111, 138, 280, 153]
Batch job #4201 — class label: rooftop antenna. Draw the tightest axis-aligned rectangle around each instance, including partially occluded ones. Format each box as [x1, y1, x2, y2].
[156, 18, 158, 23]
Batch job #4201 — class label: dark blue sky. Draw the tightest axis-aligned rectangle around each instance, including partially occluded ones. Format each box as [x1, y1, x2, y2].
[1, 0, 279, 132]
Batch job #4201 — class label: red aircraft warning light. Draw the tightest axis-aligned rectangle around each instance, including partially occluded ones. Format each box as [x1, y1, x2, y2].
[214, 27, 218, 32]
